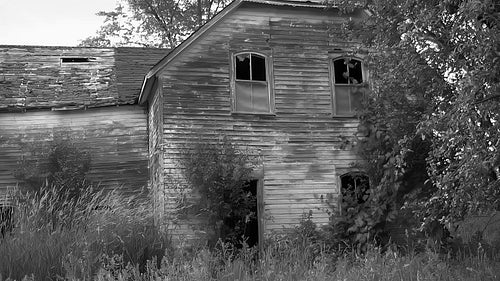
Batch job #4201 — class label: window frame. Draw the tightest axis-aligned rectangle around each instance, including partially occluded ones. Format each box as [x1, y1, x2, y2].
[329, 55, 369, 117]
[230, 51, 275, 115]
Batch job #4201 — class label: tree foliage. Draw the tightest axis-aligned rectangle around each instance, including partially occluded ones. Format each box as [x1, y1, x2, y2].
[335, 0, 500, 240]
[80, 0, 232, 48]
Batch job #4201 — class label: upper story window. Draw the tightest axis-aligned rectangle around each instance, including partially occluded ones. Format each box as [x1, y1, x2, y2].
[331, 57, 368, 116]
[232, 52, 273, 114]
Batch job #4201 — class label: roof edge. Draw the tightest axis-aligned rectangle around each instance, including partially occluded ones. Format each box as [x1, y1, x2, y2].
[137, 0, 337, 104]
[138, 0, 246, 104]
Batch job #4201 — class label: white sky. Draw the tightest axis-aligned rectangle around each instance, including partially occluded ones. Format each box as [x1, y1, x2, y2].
[0, 0, 118, 46]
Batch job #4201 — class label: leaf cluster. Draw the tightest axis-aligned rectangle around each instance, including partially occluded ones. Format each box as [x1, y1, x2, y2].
[80, 0, 232, 48]
[330, 0, 500, 247]
[380, 0, 499, 223]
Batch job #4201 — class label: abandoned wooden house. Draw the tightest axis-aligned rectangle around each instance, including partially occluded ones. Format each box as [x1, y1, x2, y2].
[1, 0, 372, 245]
[138, 0, 370, 244]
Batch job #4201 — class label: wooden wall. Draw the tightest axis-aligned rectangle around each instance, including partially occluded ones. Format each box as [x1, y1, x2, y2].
[156, 3, 364, 239]
[0, 106, 148, 200]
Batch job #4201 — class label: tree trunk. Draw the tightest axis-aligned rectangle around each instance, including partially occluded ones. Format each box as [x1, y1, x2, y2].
[197, 0, 202, 28]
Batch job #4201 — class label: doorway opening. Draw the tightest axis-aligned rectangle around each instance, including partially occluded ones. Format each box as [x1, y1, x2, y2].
[340, 172, 370, 205]
[242, 179, 262, 248]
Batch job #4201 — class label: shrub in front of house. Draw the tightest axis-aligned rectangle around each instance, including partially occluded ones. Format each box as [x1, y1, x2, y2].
[179, 137, 258, 247]
[14, 137, 92, 197]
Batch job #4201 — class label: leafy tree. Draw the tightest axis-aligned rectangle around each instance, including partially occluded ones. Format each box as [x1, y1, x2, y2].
[332, 0, 500, 242]
[80, 0, 232, 48]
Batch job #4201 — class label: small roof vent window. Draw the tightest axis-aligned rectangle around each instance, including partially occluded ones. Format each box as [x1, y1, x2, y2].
[61, 57, 96, 63]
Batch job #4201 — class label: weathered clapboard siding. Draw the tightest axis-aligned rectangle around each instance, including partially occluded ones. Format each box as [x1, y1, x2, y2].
[148, 82, 165, 225]
[0, 46, 168, 111]
[155, 2, 363, 238]
[0, 106, 148, 197]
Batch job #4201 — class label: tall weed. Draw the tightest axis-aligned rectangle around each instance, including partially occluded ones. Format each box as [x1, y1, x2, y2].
[0, 186, 169, 281]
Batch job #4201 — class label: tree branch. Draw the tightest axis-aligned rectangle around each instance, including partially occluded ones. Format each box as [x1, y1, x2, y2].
[473, 94, 500, 105]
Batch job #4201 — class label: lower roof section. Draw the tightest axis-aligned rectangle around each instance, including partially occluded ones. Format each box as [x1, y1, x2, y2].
[0, 46, 169, 112]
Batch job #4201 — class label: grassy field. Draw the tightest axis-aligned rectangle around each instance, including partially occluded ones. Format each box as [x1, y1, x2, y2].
[1, 187, 499, 281]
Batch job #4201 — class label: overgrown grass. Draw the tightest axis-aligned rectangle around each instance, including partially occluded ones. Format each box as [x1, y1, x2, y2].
[0, 186, 169, 281]
[91, 237, 500, 281]
[2, 187, 499, 280]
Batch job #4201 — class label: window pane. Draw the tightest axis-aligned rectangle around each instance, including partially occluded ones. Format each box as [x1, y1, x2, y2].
[334, 59, 348, 84]
[351, 88, 364, 111]
[236, 54, 250, 80]
[251, 54, 266, 81]
[251, 83, 269, 112]
[347, 59, 363, 84]
[235, 81, 252, 112]
[335, 86, 351, 115]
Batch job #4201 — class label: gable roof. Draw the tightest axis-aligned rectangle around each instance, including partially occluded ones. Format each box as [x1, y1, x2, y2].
[138, 0, 334, 104]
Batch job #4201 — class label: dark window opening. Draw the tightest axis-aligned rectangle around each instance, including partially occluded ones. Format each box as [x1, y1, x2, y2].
[332, 57, 366, 115]
[334, 58, 363, 85]
[236, 54, 250, 80]
[236, 53, 266, 81]
[0, 206, 14, 237]
[251, 55, 266, 81]
[61, 57, 95, 63]
[340, 173, 370, 205]
[242, 179, 259, 248]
